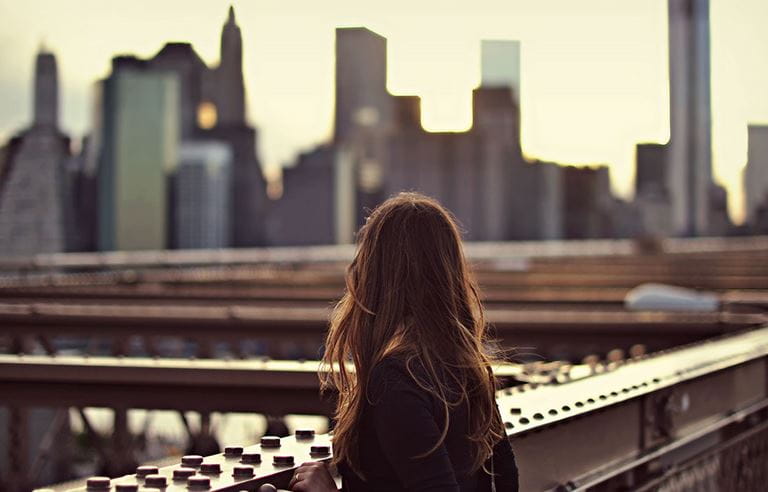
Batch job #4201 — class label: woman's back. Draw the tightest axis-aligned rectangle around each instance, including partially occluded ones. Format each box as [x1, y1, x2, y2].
[339, 356, 518, 492]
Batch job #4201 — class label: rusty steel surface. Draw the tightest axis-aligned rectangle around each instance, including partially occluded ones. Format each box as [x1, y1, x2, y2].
[1, 235, 766, 272]
[0, 356, 533, 413]
[2, 302, 763, 362]
[56, 325, 768, 492]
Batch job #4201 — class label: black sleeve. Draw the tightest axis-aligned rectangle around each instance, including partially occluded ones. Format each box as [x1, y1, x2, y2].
[367, 362, 461, 492]
[491, 429, 519, 492]
[488, 396, 519, 492]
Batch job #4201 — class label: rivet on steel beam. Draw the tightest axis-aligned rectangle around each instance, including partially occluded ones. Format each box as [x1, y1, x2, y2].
[510, 408, 522, 415]
[233, 465, 256, 479]
[575, 401, 584, 408]
[241, 452, 262, 464]
[136, 465, 159, 478]
[86, 477, 110, 490]
[273, 455, 295, 466]
[504, 422, 514, 429]
[599, 395, 607, 400]
[548, 409, 558, 416]
[533, 413, 544, 420]
[629, 344, 647, 358]
[587, 398, 596, 404]
[610, 391, 618, 397]
[295, 429, 315, 440]
[200, 463, 222, 474]
[144, 474, 167, 488]
[187, 475, 211, 489]
[115, 485, 138, 492]
[519, 417, 530, 425]
[173, 467, 196, 480]
[261, 436, 281, 448]
[182, 455, 204, 467]
[310, 445, 331, 456]
[607, 349, 624, 363]
[258, 485, 278, 492]
[224, 446, 244, 458]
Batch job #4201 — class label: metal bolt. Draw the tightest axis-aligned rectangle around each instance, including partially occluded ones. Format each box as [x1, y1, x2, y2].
[173, 468, 196, 480]
[200, 463, 222, 474]
[115, 485, 138, 492]
[233, 465, 255, 479]
[136, 466, 159, 478]
[187, 475, 211, 489]
[295, 429, 315, 440]
[224, 446, 243, 457]
[86, 477, 110, 490]
[144, 474, 167, 488]
[273, 455, 295, 466]
[182, 455, 204, 467]
[241, 452, 262, 464]
[258, 486, 277, 492]
[261, 436, 281, 448]
[310, 445, 331, 456]
[510, 408, 522, 415]
[519, 417, 530, 425]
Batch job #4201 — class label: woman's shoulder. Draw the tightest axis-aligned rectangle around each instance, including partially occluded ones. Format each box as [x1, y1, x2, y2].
[368, 354, 429, 397]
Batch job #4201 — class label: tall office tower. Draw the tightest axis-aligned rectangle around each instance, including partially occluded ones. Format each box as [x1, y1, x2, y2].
[148, 42, 209, 139]
[174, 141, 232, 249]
[744, 125, 768, 227]
[96, 58, 179, 251]
[0, 49, 69, 256]
[334, 28, 392, 143]
[208, 6, 267, 247]
[334, 27, 394, 239]
[634, 143, 673, 236]
[667, 0, 713, 236]
[216, 6, 245, 127]
[481, 40, 521, 104]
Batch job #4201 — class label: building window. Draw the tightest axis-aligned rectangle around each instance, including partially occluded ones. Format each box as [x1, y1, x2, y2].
[197, 102, 218, 130]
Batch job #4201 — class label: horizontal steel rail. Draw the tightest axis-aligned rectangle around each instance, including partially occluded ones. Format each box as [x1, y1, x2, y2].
[1, 235, 767, 271]
[3, 302, 762, 361]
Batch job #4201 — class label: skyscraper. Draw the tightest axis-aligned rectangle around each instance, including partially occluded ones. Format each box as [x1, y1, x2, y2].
[174, 141, 232, 249]
[667, 0, 713, 236]
[216, 6, 246, 128]
[96, 59, 180, 251]
[481, 40, 521, 105]
[0, 49, 70, 256]
[744, 125, 768, 227]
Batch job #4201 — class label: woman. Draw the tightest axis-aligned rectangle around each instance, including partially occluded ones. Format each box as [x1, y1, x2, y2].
[289, 192, 518, 491]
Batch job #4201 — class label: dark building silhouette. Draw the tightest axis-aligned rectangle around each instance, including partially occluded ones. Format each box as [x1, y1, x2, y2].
[667, 0, 713, 236]
[267, 146, 336, 246]
[744, 125, 768, 230]
[270, 27, 626, 245]
[0, 49, 71, 256]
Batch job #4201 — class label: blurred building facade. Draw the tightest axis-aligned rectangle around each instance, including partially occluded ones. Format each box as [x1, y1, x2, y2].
[667, 0, 714, 236]
[744, 125, 768, 233]
[95, 61, 179, 251]
[174, 141, 232, 249]
[0, 50, 71, 256]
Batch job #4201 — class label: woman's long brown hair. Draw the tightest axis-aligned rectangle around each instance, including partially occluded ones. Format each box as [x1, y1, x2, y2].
[320, 192, 504, 477]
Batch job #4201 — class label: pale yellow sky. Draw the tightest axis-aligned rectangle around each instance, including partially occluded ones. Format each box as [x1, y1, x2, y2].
[0, 0, 766, 223]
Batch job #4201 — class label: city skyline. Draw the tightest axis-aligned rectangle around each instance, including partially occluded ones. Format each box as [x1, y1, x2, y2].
[1, 0, 768, 223]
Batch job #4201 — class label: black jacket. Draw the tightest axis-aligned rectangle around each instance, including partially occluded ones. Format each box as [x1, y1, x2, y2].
[339, 357, 519, 491]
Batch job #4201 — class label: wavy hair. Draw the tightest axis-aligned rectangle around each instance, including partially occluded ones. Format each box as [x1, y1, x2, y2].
[320, 192, 504, 477]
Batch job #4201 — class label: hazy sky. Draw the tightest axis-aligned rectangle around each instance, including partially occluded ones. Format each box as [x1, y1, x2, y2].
[1, 0, 767, 223]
